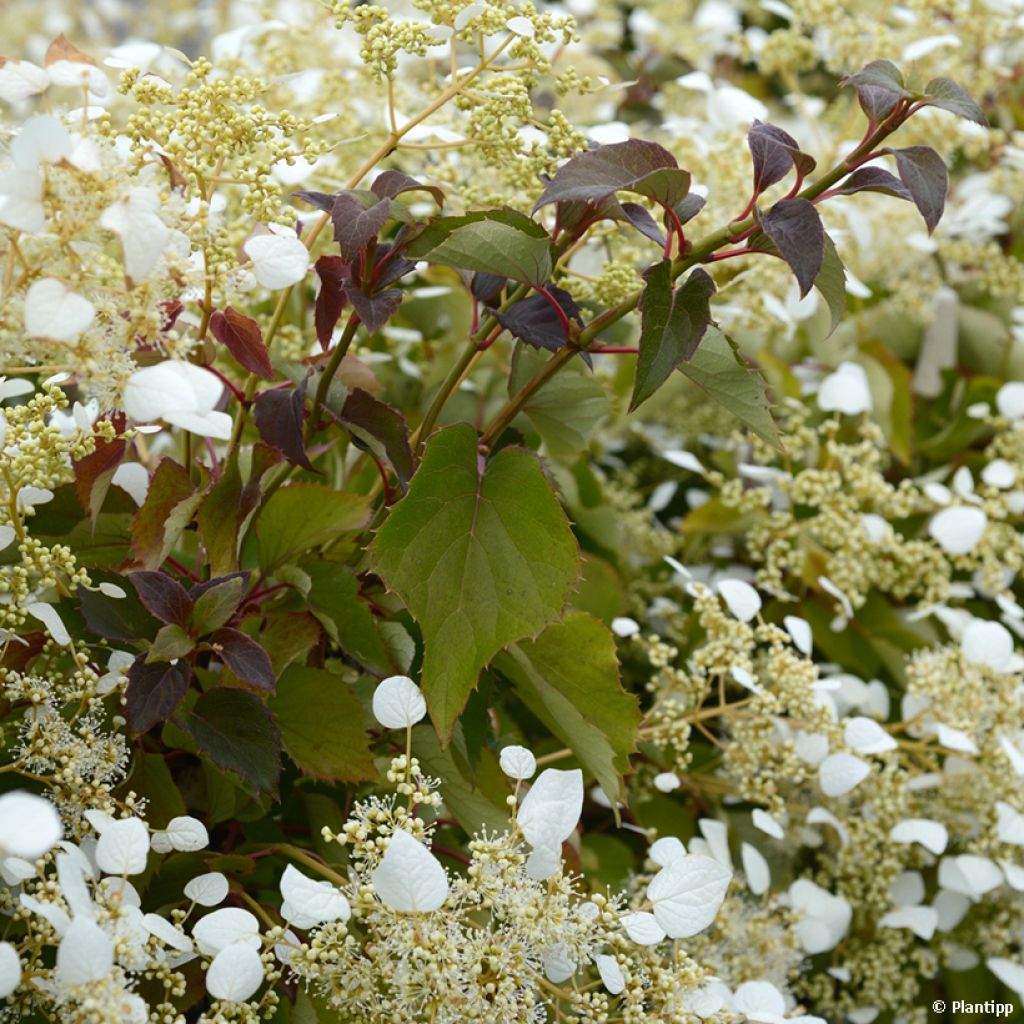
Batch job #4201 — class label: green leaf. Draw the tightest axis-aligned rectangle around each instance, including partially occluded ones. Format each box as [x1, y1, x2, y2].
[631, 262, 716, 410]
[404, 209, 553, 286]
[371, 423, 579, 740]
[252, 484, 370, 572]
[303, 560, 394, 675]
[132, 458, 203, 569]
[923, 77, 987, 126]
[508, 344, 609, 457]
[814, 233, 847, 337]
[180, 688, 281, 796]
[146, 623, 195, 663]
[267, 666, 377, 783]
[677, 326, 780, 447]
[412, 724, 511, 834]
[191, 576, 245, 634]
[493, 612, 639, 807]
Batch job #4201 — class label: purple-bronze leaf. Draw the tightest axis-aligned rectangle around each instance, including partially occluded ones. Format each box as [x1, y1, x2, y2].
[254, 377, 315, 472]
[209, 307, 273, 379]
[493, 287, 583, 355]
[213, 627, 276, 691]
[886, 145, 948, 233]
[346, 283, 402, 334]
[331, 193, 391, 263]
[128, 570, 194, 627]
[831, 166, 913, 201]
[125, 655, 191, 736]
[314, 255, 348, 349]
[757, 198, 825, 297]
[748, 121, 816, 195]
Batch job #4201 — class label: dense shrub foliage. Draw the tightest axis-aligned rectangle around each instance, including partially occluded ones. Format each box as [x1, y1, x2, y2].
[1, 2, 1023, 1022]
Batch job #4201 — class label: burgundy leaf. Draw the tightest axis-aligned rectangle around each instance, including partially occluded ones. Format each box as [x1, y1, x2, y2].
[314, 254, 349, 349]
[339, 388, 415, 489]
[128, 570, 194, 627]
[372, 246, 417, 289]
[213, 627, 276, 690]
[619, 202, 666, 246]
[73, 433, 127, 523]
[292, 190, 337, 213]
[533, 139, 681, 210]
[831, 166, 913, 201]
[748, 120, 816, 195]
[331, 193, 391, 263]
[756, 198, 825, 297]
[125, 656, 191, 736]
[493, 287, 584, 355]
[886, 145, 948, 234]
[254, 378, 315, 471]
[346, 283, 402, 335]
[471, 272, 507, 304]
[370, 169, 446, 207]
[209, 307, 273, 378]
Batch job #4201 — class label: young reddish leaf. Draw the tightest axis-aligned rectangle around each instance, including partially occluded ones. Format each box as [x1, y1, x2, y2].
[631, 263, 716, 411]
[922, 77, 987, 126]
[493, 287, 584, 356]
[840, 59, 910, 97]
[254, 378, 315, 471]
[126, 656, 191, 736]
[212, 627, 276, 690]
[371, 244, 417, 288]
[346, 283, 401, 335]
[179, 688, 281, 796]
[128, 570, 194, 627]
[855, 84, 901, 123]
[331, 193, 390, 263]
[338, 388, 415, 489]
[291, 190, 336, 213]
[831, 166, 913, 201]
[533, 139, 681, 210]
[313, 255, 348, 349]
[131, 457, 201, 569]
[370, 169, 445, 208]
[747, 121, 816, 195]
[72, 433, 127, 523]
[886, 145, 948, 233]
[619, 202, 666, 246]
[209, 307, 273, 379]
[756, 198, 825, 297]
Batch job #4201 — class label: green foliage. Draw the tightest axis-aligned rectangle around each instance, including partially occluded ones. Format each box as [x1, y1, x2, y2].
[372, 423, 579, 739]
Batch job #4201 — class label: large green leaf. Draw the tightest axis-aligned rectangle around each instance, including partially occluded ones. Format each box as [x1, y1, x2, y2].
[252, 485, 369, 571]
[493, 612, 639, 806]
[412, 724, 510, 834]
[509, 344, 609, 457]
[677, 326, 780, 447]
[371, 423, 579, 740]
[631, 261, 716, 410]
[404, 209, 553, 285]
[268, 666, 377, 783]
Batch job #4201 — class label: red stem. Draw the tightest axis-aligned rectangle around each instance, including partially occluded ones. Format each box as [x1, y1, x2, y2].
[536, 286, 573, 338]
[592, 346, 638, 354]
[203, 365, 245, 402]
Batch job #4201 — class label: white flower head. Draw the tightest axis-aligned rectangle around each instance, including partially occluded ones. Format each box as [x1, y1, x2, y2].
[817, 361, 873, 415]
[243, 231, 309, 289]
[24, 279, 95, 342]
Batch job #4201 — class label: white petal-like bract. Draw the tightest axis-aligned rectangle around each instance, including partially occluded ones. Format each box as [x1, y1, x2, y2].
[0, 790, 62, 860]
[741, 842, 771, 895]
[620, 910, 666, 945]
[817, 361, 872, 415]
[499, 745, 536, 780]
[647, 853, 732, 938]
[371, 675, 427, 729]
[928, 506, 987, 555]
[371, 829, 449, 913]
[595, 954, 625, 994]
[0, 942, 20, 999]
[516, 768, 583, 850]
[95, 816, 149, 875]
[889, 819, 948, 856]
[192, 908, 261, 957]
[122, 360, 230, 440]
[206, 941, 265, 1002]
[843, 717, 897, 755]
[717, 579, 761, 622]
[24, 279, 95, 342]
[244, 233, 309, 289]
[185, 872, 230, 907]
[818, 753, 871, 796]
[280, 865, 351, 928]
[56, 918, 113, 985]
[961, 620, 1013, 672]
